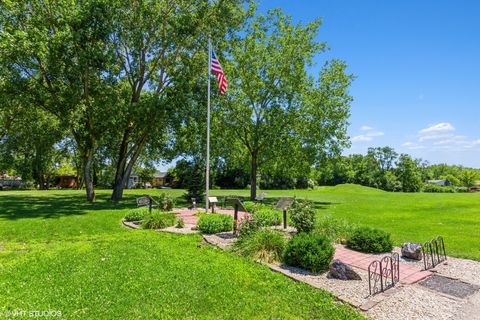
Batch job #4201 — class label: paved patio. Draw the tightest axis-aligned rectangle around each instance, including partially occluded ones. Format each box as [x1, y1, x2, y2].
[334, 245, 432, 284]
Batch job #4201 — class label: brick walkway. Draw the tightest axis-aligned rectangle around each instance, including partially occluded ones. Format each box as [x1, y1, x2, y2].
[172, 208, 248, 225]
[334, 246, 432, 284]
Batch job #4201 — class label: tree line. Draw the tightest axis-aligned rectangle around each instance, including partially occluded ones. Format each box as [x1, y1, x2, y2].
[172, 146, 478, 193]
[0, 1, 354, 201]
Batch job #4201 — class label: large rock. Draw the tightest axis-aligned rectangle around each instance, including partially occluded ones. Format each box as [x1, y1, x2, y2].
[401, 242, 422, 260]
[329, 259, 362, 280]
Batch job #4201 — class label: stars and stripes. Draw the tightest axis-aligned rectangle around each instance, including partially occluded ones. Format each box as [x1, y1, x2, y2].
[210, 48, 227, 95]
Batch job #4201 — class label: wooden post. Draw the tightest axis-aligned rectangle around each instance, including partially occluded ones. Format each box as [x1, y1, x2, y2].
[149, 197, 152, 214]
[233, 203, 239, 235]
[283, 209, 287, 229]
[211, 202, 215, 214]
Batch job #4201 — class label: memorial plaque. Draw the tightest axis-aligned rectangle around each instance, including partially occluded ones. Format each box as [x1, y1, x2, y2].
[208, 197, 218, 204]
[136, 196, 151, 207]
[225, 198, 247, 212]
[275, 197, 294, 210]
[255, 192, 267, 201]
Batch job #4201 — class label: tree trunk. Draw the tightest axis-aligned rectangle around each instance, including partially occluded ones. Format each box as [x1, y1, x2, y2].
[111, 131, 148, 201]
[84, 152, 96, 202]
[250, 152, 257, 200]
[111, 128, 131, 201]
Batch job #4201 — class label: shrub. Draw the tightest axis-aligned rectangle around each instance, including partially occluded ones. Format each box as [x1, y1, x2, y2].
[175, 218, 185, 229]
[142, 212, 176, 229]
[423, 184, 455, 193]
[283, 233, 334, 273]
[254, 208, 282, 227]
[242, 201, 256, 213]
[455, 187, 469, 193]
[316, 215, 356, 244]
[197, 214, 233, 234]
[347, 227, 393, 253]
[124, 208, 150, 222]
[289, 200, 316, 233]
[234, 229, 286, 263]
[158, 193, 176, 211]
[237, 216, 261, 238]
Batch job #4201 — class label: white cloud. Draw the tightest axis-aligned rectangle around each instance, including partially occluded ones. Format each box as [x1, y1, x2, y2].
[360, 125, 373, 131]
[352, 126, 384, 143]
[402, 122, 480, 152]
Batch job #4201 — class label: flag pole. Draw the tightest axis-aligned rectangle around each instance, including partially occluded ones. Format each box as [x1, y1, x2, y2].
[205, 37, 211, 213]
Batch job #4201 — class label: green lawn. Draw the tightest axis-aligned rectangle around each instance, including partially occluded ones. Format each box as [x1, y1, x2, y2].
[0, 189, 361, 319]
[1, 186, 479, 319]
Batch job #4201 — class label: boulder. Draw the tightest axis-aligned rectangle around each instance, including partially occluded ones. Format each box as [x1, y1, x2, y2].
[401, 242, 422, 260]
[329, 259, 362, 280]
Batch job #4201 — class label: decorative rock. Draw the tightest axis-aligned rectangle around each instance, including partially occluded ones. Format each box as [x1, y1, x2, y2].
[401, 242, 423, 260]
[329, 259, 362, 280]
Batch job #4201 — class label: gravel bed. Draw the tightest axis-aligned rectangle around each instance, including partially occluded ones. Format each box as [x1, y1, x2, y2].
[434, 256, 480, 286]
[268, 264, 371, 307]
[202, 232, 238, 249]
[367, 284, 461, 320]
[157, 224, 199, 234]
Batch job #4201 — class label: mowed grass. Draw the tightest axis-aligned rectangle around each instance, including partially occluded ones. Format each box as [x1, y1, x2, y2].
[0, 189, 362, 319]
[209, 185, 480, 260]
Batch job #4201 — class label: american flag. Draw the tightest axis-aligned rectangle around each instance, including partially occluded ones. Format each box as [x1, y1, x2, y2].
[211, 48, 227, 95]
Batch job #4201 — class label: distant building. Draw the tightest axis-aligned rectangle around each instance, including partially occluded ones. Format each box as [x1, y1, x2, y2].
[127, 171, 171, 189]
[152, 172, 169, 188]
[55, 174, 78, 189]
[426, 179, 452, 187]
[0, 174, 22, 189]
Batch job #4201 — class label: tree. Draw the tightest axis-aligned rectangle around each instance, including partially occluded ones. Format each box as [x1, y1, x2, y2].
[396, 154, 423, 192]
[0, 0, 119, 201]
[108, 0, 248, 201]
[219, 10, 353, 199]
[459, 169, 478, 187]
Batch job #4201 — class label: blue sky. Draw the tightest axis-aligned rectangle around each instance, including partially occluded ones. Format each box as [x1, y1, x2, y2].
[259, 1, 480, 168]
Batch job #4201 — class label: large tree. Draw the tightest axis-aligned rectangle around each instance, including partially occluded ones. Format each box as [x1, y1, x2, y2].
[108, 0, 248, 201]
[218, 10, 354, 199]
[0, 0, 118, 201]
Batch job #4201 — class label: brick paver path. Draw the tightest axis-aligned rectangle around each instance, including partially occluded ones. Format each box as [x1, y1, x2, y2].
[334, 246, 432, 284]
[173, 208, 248, 225]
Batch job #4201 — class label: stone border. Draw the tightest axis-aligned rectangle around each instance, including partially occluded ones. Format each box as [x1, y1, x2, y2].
[122, 219, 199, 234]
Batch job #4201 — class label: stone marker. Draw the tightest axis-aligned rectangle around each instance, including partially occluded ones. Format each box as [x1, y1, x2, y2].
[329, 259, 362, 280]
[401, 242, 422, 260]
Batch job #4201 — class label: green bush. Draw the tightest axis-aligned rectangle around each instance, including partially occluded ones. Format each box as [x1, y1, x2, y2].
[316, 215, 356, 243]
[423, 184, 455, 193]
[347, 227, 393, 253]
[234, 229, 286, 263]
[175, 218, 185, 229]
[142, 212, 176, 229]
[254, 208, 282, 227]
[289, 200, 316, 233]
[158, 192, 176, 211]
[242, 201, 256, 213]
[197, 214, 233, 234]
[283, 233, 334, 273]
[124, 208, 150, 222]
[237, 217, 261, 238]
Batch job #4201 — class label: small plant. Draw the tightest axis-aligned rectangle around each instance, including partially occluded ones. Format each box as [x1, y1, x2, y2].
[158, 193, 176, 211]
[234, 229, 286, 263]
[142, 212, 176, 229]
[237, 215, 261, 238]
[242, 201, 256, 213]
[283, 233, 334, 273]
[124, 208, 150, 222]
[197, 214, 233, 234]
[289, 200, 316, 233]
[175, 218, 185, 229]
[253, 208, 282, 227]
[316, 215, 357, 244]
[347, 227, 393, 253]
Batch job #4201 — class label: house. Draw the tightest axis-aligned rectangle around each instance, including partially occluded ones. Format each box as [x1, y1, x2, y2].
[470, 180, 480, 192]
[152, 172, 170, 188]
[127, 171, 170, 189]
[55, 174, 78, 189]
[427, 179, 452, 187]
[0, 174, 22, 190]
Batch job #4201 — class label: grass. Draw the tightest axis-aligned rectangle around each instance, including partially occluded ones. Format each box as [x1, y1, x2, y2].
[209, 184, 480, 260]
[0, 189, 362, 319]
